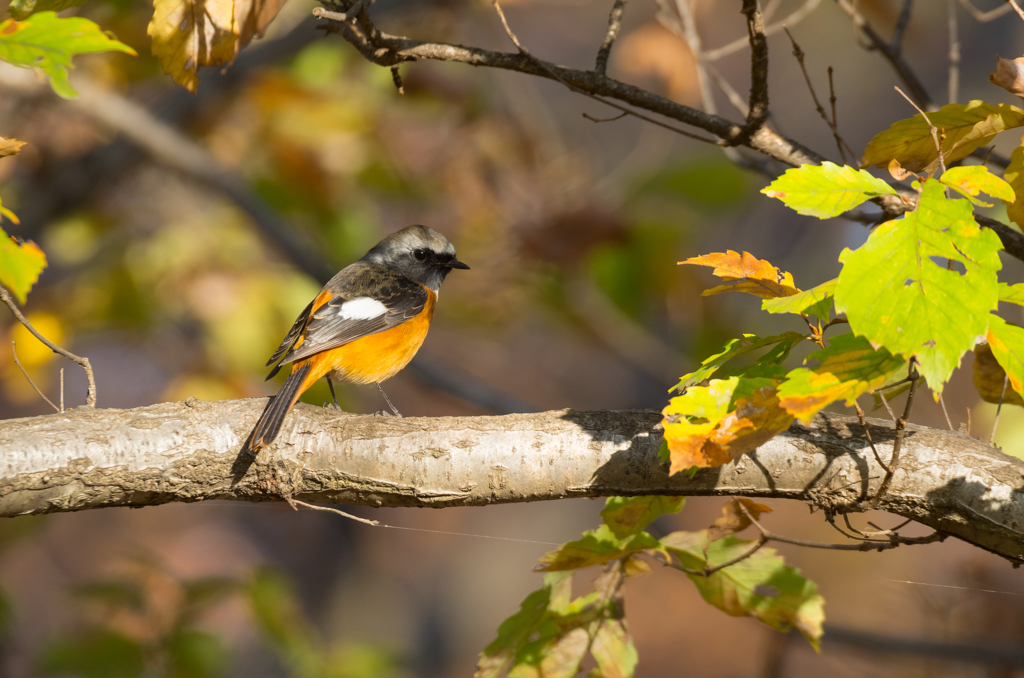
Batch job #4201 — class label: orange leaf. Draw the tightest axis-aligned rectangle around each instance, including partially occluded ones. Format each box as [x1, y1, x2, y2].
[706, 498, 773, 542]
[681, 251, 798, 299]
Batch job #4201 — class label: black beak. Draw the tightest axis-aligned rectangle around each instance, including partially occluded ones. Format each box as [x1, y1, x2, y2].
[449, 259, 471, 270]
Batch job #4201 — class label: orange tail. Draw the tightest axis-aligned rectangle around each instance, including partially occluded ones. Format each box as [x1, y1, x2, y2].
[250, 361, 313, 451]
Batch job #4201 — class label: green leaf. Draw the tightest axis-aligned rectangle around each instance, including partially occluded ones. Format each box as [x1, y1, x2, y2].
[0, 198, 17, 225]
[600, 496, 685, 538]
[7, 0, 87, 20]
[984, 315, 1024, 402]
[0, 226, 46, 303]
[0, 13, 136, 99]
[589, 620, 638, 678]
[834, 179, 1002, 392]
[40, 631, 146, 678]
[862, 101, 1024, 173]
[538, 525, 660, 571]
[762, 279, 837, 319]
[939, 165, 1015, 207]
[661, 531, 825, 649]
[673, 332, 805, 391]
[1005, 142, 1024, 230]
[999, 282, 1024, 306]
[761, 162, 897, 218]
[778, 333, 906, 422]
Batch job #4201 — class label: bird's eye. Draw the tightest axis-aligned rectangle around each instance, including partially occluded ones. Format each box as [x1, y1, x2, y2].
[413, 249, 427, 261]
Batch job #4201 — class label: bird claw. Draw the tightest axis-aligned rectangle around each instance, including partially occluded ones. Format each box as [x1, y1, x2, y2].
[323, 402, 345, 411]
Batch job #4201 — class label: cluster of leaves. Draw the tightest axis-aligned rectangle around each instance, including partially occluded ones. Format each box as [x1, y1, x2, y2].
[661, 122, 1024, 471]
[476, 496, 823, 678]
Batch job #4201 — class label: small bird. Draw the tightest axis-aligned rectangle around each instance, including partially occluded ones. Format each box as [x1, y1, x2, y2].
[249, 225, 469, 451]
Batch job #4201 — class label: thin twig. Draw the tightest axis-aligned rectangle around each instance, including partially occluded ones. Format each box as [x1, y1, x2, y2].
[938, 394, 954, 431]
[947, 0, 960, 104]
[873, 361, 919, 505]
[956, 0, 1012, 22]
[0, 286, 96, 408]
[740, 0, 770, 137]
[991, 374, 1008, 445]
[664, 534, 770, 577]
[895, 86, 946, 174]
[877, 388, 897, 421]
[826, 66, 854, 164]
[891, 0, 914, 52]
[290, 498, 381, 526]
[835, 0, 932, 109]
[583, 111, 628, 123]
[487, 0, 721, 145]
[666, 0, 715, 114]
[854, 401, 886, 469]
[595, 0, 627, 76]
[704, 0, 823, 62]
[10, 342, 59, 413]
[59, 367, 64, 413]
[706, 62, 748, 117]
[784, 28, 855, 163]
[1007, 0, 1024, 23]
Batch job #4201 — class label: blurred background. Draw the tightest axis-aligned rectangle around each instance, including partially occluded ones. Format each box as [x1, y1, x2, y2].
[1, 0, 1024, 675]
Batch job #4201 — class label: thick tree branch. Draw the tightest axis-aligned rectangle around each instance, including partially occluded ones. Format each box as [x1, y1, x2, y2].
[1, 400, 1021, 564]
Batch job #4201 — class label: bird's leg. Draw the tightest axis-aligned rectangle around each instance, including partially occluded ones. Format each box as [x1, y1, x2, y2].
[325, 377, 343, 411]
[376, 383, 403, 417]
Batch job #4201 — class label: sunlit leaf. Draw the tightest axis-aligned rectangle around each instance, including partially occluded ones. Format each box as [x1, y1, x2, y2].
[148, 0, 287, 93]
[981, 315, 1024, 404]
[939, 165, 1015, 206]
[861, 101, 1024, 173]
[673, 332, 805, 391]
[762, 279, 836, 319]
[589, 619, 638, 678]
[706, 498, 772, 542]
[0, 13, 136, 99]
[600, 496, 684, 539]
[0, 226, 46, 303]
[0, 138, 26, 158]
[1004, 141, 1024, 230]
[761, 162, 897, 218]
[661, 530, 825, 649]
[834, 179, 1002, 392]
[663, 377, 793, 472]
[682, 251, 798, 299]
[990, 56, 1024, 98]
[778, 333, 906, 422]
[999, 282, 1024, 306]
[537, 525, 659, 572]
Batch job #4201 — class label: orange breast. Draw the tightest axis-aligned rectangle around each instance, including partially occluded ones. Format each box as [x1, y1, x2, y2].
[296, 290, 436, 388]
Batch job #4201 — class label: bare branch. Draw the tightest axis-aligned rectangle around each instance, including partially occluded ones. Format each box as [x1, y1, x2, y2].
[0, 286, 96, 408]
[740, 0, 770, 137]
[957, 0, 1013, 22]
[948, 0, 960, 104]
[10, 342, 59, 413]
[1007, 0, 1024, 23]
[991, 374, 1008, 444]
[704, 0, 823, 62]
[891, 0, 914, 52]
[595, 0, 627, 76]
[873, 361, 919, 506]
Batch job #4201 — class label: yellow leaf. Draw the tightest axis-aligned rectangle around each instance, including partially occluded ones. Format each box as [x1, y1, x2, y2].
[706, 498, 772, 542]
[681, 251, 798, 299]
[0, 137, 25, 158]
[148, 0, 287, 92]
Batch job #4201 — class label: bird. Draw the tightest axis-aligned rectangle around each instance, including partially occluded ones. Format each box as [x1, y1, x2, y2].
[249, 225, 469, 451]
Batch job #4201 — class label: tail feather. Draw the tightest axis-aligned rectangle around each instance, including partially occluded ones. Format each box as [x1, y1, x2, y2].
[250, 362, 313, 451]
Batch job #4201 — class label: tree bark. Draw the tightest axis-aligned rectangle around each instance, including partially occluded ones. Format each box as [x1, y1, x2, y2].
[1, 399, 1022, 564]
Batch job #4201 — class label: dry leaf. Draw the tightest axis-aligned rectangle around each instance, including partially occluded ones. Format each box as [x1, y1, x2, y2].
[706, 498, 772, 542]
[990, 56, 1024, 98]
[0, 138, 26, 158]
[887, 158, 916, 182]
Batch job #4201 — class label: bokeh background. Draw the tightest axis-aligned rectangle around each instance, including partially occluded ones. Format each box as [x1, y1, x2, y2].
[1, 0, 1024, 675]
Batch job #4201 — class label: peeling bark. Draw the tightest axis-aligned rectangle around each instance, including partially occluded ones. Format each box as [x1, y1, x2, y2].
[0, 399, 1021, 563]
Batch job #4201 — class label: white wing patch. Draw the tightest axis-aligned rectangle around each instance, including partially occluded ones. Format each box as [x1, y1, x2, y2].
[338, 297, 388, 320]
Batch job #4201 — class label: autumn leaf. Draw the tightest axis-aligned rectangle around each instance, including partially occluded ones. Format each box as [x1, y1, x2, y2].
[834, 179, 1002, 392]
[760, 162, 896, 218]
[663, 377, 793, 472]
[761, 279, 836, 319]
[999, 282, 1024, 306]
[706, 498, 772, 542]
[990, 56, 1024, 98]
[0, 227, 47, 303]
[0, 138, 26, 158]
[1003, 140, 1024, 230]
[0, 13, 136, 99]
[537, 525, 659, 572]
[7, 0, 86, 20]
[861, 100, 1024, 173]
[778, 334, 906, 423]
[600, 496, 684, 539]
[979, 315, 1024, 405]
[148, 0, 287, 93]
[681, 251, 798, 299]
[939, 165, 1015, 207]
[662, 531, 825, 649]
